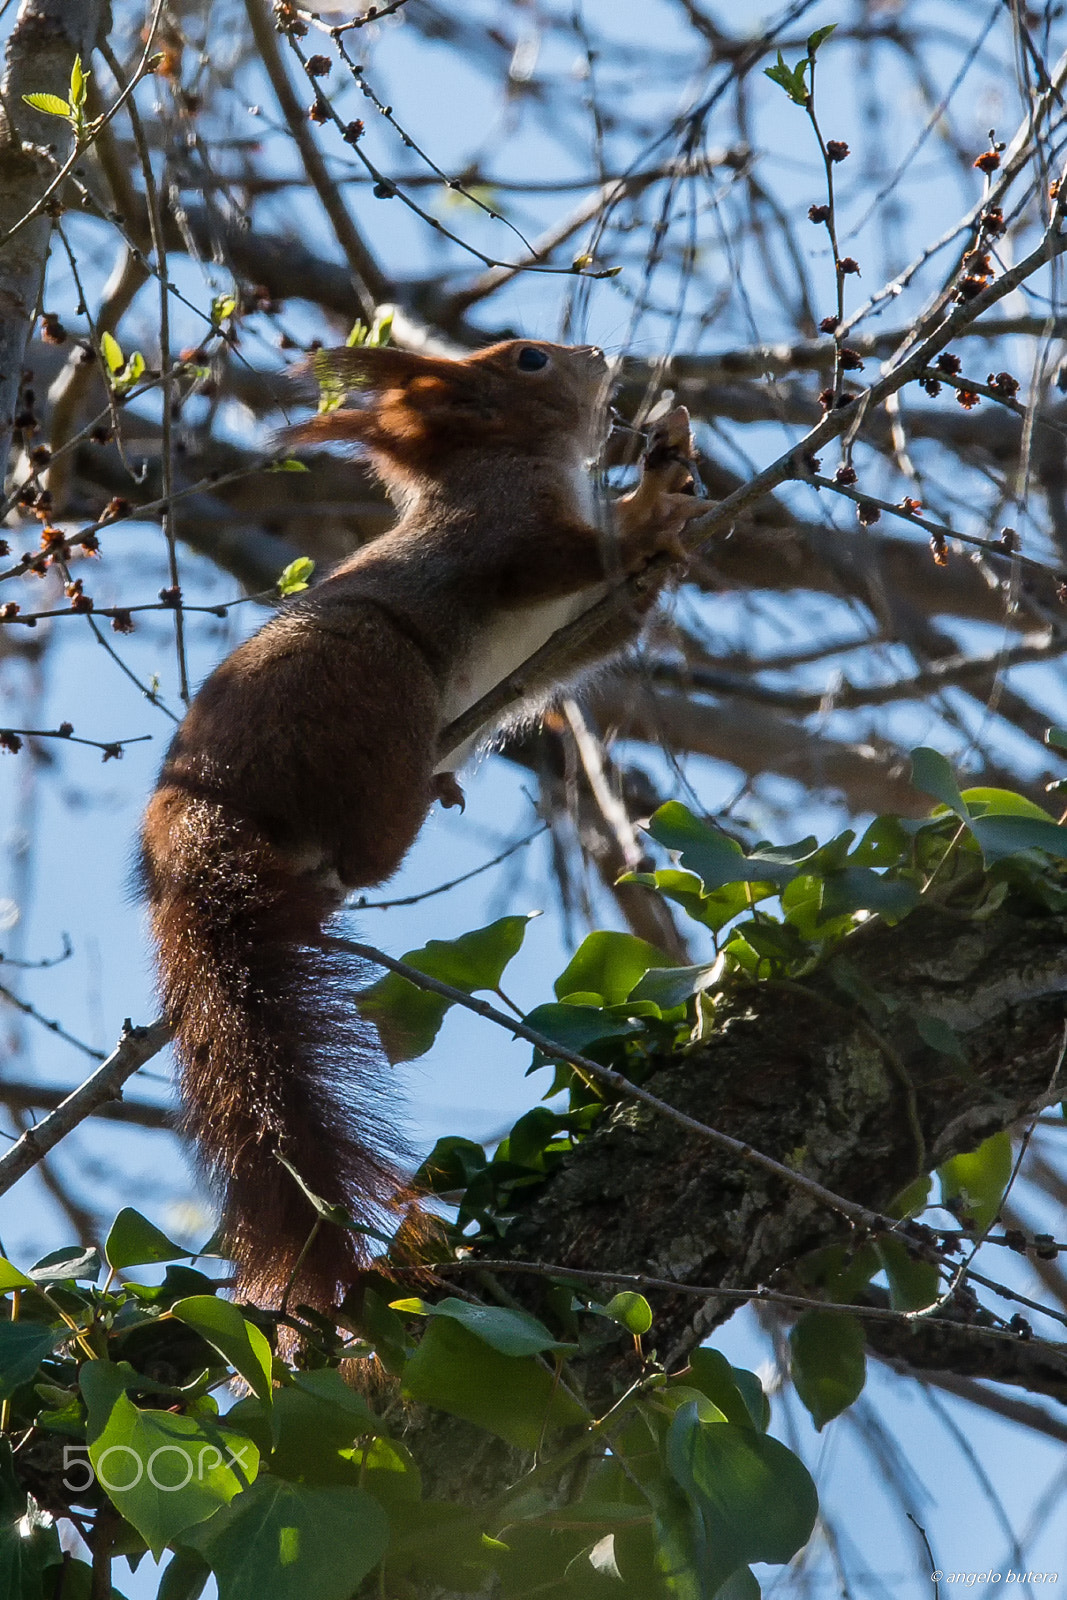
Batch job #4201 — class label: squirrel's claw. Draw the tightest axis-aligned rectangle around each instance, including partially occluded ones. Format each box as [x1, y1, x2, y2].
[433, 772, 466, 811]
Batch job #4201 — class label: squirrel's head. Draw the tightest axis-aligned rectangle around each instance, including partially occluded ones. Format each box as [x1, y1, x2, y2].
[283, 340, 611, 474]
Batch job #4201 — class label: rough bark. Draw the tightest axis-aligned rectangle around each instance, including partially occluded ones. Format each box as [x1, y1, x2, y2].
[0, 0, 109, 467]
[406, 895, 1067, 1508]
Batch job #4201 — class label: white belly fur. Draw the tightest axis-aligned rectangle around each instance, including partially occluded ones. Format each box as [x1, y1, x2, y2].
[435, 584, 607, 772]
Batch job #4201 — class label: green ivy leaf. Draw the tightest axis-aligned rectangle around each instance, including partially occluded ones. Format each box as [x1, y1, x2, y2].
[414, 1135, 487, 1192]
[685, 1349, 769, 1432]
[105, 1209, 191, 1271]
[939, 1131, 1012, 1231]
[81, 1361, 259, 1555]
[820, 867, 920, 922]
[157, 1547, 212, 1600]
[401, 1316, 586, 1449]
[266, 1372, 381, 1484]
[914, 1012, 967, 1062]
[28, 1246, 100, 1284]
[789, 1311, 866, 1429]
[391, 1296, 574, 1357]
[554, 929, 674, 1003]
[522, 1000, 641, 1062]
[359, 914, 532, 1062]
[0, 1258, 35, 1292]
[960, 787, 1058, 821]
[648, 803, 815, 891]
[665, 1400, 818, 1590]
[968, 811, 1067, 865]
[628, 959, 721, 1010]
[849, 813, 909, 868]
[0, 1322, 65, 1400]
[876, 1237, 940, 1312]
[887, 1174, 931, 1219]
[276, 556, 315, 594]
[183, 1478, 387, 1600]
[0, 1439, 63, 1600]
[910, 747, 969, 821]
[598, 1292, 653, 1336]
[170, 1298, 274, 1405]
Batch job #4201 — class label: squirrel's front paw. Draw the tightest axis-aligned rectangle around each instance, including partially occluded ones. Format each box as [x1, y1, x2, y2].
[615, 406, 712, 561]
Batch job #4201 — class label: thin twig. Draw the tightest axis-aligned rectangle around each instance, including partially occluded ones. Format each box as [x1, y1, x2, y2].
[0, 1018, 172, 1197]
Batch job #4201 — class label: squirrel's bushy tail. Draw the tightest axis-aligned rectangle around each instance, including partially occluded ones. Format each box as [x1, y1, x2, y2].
[141, 789, 406, 1310]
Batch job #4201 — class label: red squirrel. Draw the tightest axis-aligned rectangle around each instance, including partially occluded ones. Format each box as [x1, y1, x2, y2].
[139, 338, 709, 1310]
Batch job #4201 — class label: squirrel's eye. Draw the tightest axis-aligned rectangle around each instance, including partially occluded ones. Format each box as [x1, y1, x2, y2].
[517, 347, 550, 372]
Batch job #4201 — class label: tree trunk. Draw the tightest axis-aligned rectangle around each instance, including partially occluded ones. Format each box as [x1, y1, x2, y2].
[0, 0, 110, 468]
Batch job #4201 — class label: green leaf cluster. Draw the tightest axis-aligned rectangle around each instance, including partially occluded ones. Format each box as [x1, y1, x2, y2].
[23, 56, 92, 137]
[0, 1208, 814, 1599]
[100, 332, 146, 396]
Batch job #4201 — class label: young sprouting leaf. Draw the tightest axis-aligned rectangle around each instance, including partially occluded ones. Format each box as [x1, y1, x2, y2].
[69, 55, 89, 111]
[100, 330, 125, 375]
[807, 23, 837, 54]
[789, 1310, 866, 1430]
[211, 293, 237, 325]
[346, 308, 393, 349]
[116, 350, 145, 392]
[1047, 725, 1067, 751]
[22, 92, 73, 119]
[763, 50, 810, 105]
[267, 458, 309, 473]
[277, 556, 315, 594]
